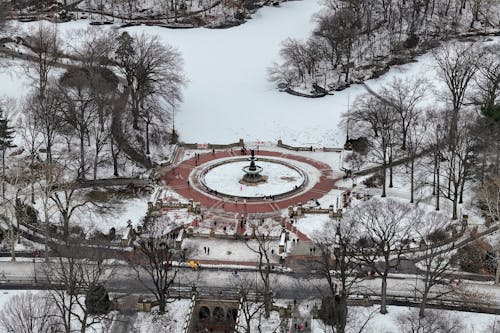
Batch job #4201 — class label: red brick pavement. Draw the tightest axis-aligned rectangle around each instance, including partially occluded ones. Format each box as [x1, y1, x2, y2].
[161, 150, 340, 215]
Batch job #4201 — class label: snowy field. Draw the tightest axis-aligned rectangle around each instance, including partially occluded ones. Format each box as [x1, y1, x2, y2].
[5, 1, 496, 147]
[309, 304, 500, 333]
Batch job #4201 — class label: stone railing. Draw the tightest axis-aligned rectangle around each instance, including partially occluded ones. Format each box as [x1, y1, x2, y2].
[179, 139, 245, 150]
[277, 140, 342, 152]
[182, 294, 197, 333]
[288, 204, 343, 219]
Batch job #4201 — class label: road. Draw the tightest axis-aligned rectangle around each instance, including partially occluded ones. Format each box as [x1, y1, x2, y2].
[1, 261, 499, 310]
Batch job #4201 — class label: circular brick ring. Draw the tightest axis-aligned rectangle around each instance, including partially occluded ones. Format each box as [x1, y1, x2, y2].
[161, 150, 339, 214]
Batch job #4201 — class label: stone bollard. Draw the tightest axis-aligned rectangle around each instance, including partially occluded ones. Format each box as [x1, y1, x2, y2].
[328, 205, 334, 218]
[296, 204, 303, 217]
[187, 200, 194, 212]
[288, 206, 294, 217]
[147, 201, 153, 212]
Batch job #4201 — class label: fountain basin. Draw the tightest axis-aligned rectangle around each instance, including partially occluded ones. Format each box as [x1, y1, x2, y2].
[199, 158, 307, 199]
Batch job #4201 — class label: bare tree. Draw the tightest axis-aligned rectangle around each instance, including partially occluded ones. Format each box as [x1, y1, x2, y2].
[313, 218, 363, 333]
[232, 275, 266, 333]
[413, 211, 456, 318]
[406, 116, 426, 203]
[380, 77, 427, 150]
[24, 23, 61, 100]
[244, 221, 275, 318]
[43, 245, 113, 333]
[352, 198, 416, 314]
[50, 185, 94, 240]
[433, 42, 479, 140]
[0, 291, 61, 333]
[425, 109, 447, 211]
[0, 0, 8, 32]
[24, 85, 63, 168]
[58, 68, 101, 180]
[126, 217, 190, 313]
[115, 32, 185, 132]
[440, 110, 479, 219]
[348, 95, 396, 197]
[398, 310, 464, 333]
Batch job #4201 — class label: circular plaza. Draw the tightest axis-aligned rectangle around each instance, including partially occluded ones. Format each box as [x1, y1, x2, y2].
[161, 148, 340, 213]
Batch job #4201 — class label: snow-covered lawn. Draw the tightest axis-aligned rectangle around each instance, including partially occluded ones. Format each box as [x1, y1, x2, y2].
[293, 214, 332, 240]
[311, 305, 500, 333]
[132, 299, 192, 333]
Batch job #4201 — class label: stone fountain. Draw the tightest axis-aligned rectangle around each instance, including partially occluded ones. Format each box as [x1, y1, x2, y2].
[241, 149, 267, 184]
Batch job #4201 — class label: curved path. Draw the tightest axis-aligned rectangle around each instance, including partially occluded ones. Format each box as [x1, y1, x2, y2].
[161, 149, 339, 214]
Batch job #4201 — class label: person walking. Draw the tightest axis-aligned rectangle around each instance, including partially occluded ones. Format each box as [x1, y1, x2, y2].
[207, 247, 210, 255]
[204, 246, 207, 254]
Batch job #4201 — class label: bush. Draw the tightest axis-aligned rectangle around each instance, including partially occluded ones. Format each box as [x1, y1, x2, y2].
[362, 173, 383, 188]
[85, 284, 111, 315]
[456, 239, 493, 274]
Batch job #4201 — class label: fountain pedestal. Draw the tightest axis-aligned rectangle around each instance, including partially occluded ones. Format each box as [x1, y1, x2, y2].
[241, 149, 267, 185]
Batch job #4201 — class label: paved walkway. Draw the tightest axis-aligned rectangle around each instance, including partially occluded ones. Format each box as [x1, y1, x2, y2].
[160, 149, 339, 215]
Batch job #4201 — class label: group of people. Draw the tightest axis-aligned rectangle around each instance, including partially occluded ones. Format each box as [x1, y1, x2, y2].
[203, 246, 211, 255]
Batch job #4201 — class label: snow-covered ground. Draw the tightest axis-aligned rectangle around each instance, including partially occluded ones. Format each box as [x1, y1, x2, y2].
[4, 1, 488, 147]
[183, 238, 281, 263]
[203, 160, 304, 197]
[311, 305, 500, 333]
[132, 299, 192, 333]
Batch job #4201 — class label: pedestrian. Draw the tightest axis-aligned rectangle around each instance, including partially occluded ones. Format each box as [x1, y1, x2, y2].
[207, 247, 210, 255]
[293, 299, 297, 306]
[204, 246, 206, 254]
[187, 180, 190, 187]
[212, 148, 215, 155]
[309, 248, 312, 255]
[313, 246, 316, 253]
[296, 238, 299, 243]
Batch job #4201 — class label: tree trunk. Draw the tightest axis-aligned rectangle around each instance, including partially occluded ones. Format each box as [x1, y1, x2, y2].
[452, 189, 458, 220]
[382, 145, 387, 197]
[146, 121, 150, 155]
[79, 131, 86, 180]
[410, 155, 414, 203]
[2, 149, 5, 200]
[432, 151, 437, 195]
[380, 276, 388, 314]
[459, 179, 465, 204]
[110, 138, 119, 177]
[389, 152, 393, 188]
[436, 161, 440, 211]
[496, 251, 500, 285]
[418, 287, 430, 318]
[9, 224, 16, 262]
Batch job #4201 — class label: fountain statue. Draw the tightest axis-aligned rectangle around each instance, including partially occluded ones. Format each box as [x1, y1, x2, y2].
[241, 149, 266, 184]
